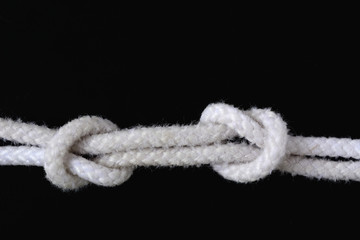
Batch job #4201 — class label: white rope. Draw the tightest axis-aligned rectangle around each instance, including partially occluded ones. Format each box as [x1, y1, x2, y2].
[1, 103, 360, 190]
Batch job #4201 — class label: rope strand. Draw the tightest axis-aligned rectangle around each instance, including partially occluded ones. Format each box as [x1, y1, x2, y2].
[1, 103, 359, 190]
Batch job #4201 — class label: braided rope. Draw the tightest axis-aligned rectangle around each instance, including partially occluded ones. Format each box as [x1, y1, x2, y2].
[1, 103, 359, 190]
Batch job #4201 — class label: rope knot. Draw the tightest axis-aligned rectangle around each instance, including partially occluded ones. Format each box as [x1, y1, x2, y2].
[200, 103, 288, 182]
[44, 104, 289, 189]
[44, 116, 133, 190]
[1, 102, 359, 190]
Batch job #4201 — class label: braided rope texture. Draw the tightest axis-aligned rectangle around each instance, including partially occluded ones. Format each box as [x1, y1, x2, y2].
[1, 103, 360, 190]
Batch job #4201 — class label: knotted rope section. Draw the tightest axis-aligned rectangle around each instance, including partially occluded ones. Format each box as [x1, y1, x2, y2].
[1, 103, 360, 190]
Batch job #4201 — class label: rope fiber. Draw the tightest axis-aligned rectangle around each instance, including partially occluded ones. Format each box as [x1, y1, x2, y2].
[1, 103, 359, 190]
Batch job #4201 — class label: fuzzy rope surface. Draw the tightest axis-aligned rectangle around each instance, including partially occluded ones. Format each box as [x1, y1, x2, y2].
[1, 103, 360, 190]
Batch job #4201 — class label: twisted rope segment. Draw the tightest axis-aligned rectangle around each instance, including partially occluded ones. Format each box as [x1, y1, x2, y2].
[0, 103, 359, 190]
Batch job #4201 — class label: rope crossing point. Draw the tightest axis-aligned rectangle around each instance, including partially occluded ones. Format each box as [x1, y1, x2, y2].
[0, 103, 360, 190]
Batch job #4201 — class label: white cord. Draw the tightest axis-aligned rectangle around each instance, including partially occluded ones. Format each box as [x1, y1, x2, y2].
[1, 103, 360, 190]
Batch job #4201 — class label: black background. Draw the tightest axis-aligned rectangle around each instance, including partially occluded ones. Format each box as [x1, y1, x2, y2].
[0, 2, 359, 233]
